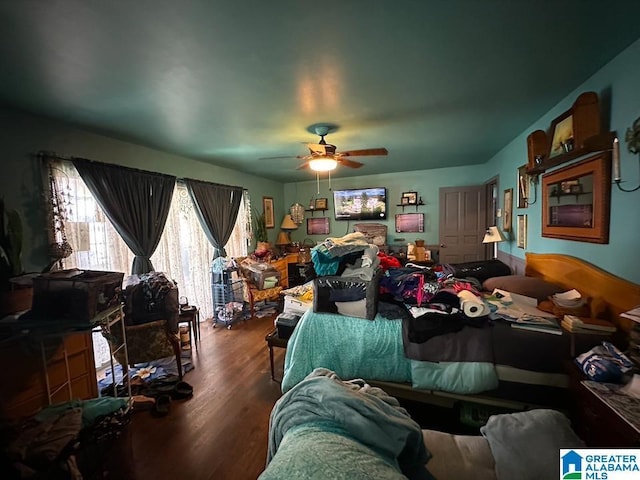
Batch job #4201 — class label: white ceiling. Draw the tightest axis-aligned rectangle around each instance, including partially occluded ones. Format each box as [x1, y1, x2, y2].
[1, 0, 639, 182]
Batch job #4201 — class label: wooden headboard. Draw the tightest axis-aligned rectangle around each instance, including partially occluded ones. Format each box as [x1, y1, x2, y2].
[525, 253, 640, 332]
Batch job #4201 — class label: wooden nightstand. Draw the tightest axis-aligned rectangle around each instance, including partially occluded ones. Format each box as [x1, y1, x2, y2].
[566, 362, 640, 446]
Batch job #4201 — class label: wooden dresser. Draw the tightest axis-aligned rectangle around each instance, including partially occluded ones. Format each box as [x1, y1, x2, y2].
[271, 256, 289, 289]
[0, 331, 98, 419]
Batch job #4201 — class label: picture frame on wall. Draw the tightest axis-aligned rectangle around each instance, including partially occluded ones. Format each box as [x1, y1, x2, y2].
[402, 191, 418, 205]
[395, 213, 424, 233]
[517, 214, 527, 249]
[503, 188, 513, 232]
[541, 153, 611, 244]
[517, 164, 529, 208]
[548, 112, 574, 158]
[263, 196, 275, 228]
[314, 197, 328, 210]
[307, 217, 330, 235]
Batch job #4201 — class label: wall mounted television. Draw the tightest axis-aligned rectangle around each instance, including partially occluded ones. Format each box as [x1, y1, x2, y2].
[333, 187, 387, 221]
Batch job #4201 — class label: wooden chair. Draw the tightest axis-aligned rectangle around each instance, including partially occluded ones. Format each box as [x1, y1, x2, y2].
[104, 272, 183, 378]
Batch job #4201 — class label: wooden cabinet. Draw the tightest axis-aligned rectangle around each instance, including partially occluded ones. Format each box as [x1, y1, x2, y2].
[271, 257, 289, 289]
[566, 363, 640, 447]
[0, 332, 98, 419]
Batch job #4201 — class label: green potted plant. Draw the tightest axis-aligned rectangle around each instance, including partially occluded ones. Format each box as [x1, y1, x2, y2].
[253, 210, 271, 259]
[0, 198, 32, 315]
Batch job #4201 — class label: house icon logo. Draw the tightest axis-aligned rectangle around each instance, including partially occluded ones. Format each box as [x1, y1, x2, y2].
[562, 450, 582, 479]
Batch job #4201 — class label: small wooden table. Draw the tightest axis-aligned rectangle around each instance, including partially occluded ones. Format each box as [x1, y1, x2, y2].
[179, 306, 200, 348]
[265, 329, 288, 382]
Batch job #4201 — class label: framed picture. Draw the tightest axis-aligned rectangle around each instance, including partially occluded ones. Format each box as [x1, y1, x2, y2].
[263, 196, 275, 229]
[307, 217, 330, 235]
[314, 197, 328, 210]
[395, 213, 424, 233]
[503, 188, 513, 232]
[517, 214, 527, 249]
[402, 191, 418, 205]
[517, 164, 529, 208]
[541, 153, 611, 243]
[548, 111, 574, 159]
[400, 196, 409, 206]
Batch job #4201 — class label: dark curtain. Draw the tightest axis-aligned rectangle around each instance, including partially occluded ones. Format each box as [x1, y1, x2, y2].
[184, 179, 243, 259]
[72, 158, 176, 274]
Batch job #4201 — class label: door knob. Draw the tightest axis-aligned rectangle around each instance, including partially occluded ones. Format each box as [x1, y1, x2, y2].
[440, 244, 446, 248]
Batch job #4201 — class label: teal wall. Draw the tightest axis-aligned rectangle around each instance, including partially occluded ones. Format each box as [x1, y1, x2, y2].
[1, 108, 285, 273]
[284, 165, 487, 249]
[485, 37, 640, 284]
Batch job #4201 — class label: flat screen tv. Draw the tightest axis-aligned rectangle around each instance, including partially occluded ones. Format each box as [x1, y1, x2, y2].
[333, 187, 387, 221]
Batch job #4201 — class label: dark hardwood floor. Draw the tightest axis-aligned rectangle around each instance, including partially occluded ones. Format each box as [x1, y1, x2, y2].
[107, 314, 284, 480]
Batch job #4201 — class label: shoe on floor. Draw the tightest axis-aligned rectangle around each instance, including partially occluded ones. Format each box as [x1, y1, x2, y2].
[171, 381, 194, 400]
[153, 394, 171, 417]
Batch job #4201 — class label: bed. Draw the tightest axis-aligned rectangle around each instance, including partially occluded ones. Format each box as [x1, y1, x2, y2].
[261, 369, 585, 480]
[281, 253, 640, 410]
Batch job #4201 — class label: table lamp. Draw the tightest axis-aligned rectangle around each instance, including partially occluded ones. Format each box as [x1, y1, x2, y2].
[276, 214, 298, 249]
[482, 226, 506, 259]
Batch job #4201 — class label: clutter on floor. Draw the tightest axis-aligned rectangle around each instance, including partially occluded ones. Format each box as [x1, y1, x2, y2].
[0, 397, 130, 479]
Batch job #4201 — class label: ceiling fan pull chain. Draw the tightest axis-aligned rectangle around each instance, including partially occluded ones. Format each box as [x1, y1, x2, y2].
[316, 172, 320, 194]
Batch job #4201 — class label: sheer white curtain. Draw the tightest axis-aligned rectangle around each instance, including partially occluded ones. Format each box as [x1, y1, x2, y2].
[52, 160, 249, 326]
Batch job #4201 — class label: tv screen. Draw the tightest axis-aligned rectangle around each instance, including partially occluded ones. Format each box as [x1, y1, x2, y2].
[333, 187, 387, 221]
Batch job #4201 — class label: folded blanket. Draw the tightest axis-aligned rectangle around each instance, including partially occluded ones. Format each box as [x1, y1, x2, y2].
[268, 368, 432, 480]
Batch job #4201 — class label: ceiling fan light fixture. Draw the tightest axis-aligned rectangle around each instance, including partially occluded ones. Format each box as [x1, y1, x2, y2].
[308, 157, 338, 172]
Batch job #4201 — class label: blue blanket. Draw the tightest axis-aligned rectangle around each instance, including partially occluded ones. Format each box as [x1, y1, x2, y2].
[266, 368, 433, 480]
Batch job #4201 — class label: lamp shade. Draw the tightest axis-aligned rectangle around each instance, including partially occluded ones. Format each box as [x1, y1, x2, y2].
[482, 226, 506, 243]
[275, 231, 291, 246]
[280, 214, 298, 230]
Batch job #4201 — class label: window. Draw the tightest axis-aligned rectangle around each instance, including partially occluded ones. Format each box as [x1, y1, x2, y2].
[49, 160, 249, 366]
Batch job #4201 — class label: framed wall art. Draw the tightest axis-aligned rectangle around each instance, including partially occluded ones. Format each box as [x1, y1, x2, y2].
[517, 164, 530, 208]
[402, 191, 418, 205]
[517, 214, 527, 249]
[541, 153, 611, 244]
[263, 196, 275, 228]
[314, 197, 328, 210]
[395, 213, 424, 233]
[503, 188, 513, 232]
[307, 217, 330, 235]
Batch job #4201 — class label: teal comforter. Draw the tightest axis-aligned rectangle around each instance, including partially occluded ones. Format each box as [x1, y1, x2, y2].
[262, 368, 433, 480]
[282, 310, 412, 392]
[282, 310, 498, 394]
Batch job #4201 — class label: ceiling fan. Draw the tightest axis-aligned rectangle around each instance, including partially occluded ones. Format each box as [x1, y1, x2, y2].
[263, 124, 388, 171]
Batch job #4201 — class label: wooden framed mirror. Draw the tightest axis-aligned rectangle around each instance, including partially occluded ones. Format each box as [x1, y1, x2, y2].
[541, 153, 611, 243]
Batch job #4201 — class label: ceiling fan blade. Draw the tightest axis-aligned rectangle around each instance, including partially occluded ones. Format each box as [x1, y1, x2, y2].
[339, 148, 388, 157]
[297, 160, 311, 170]
[338, 159, 364, 169]
[259, 155, 305, 160]
[306, 143, 327, 155]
